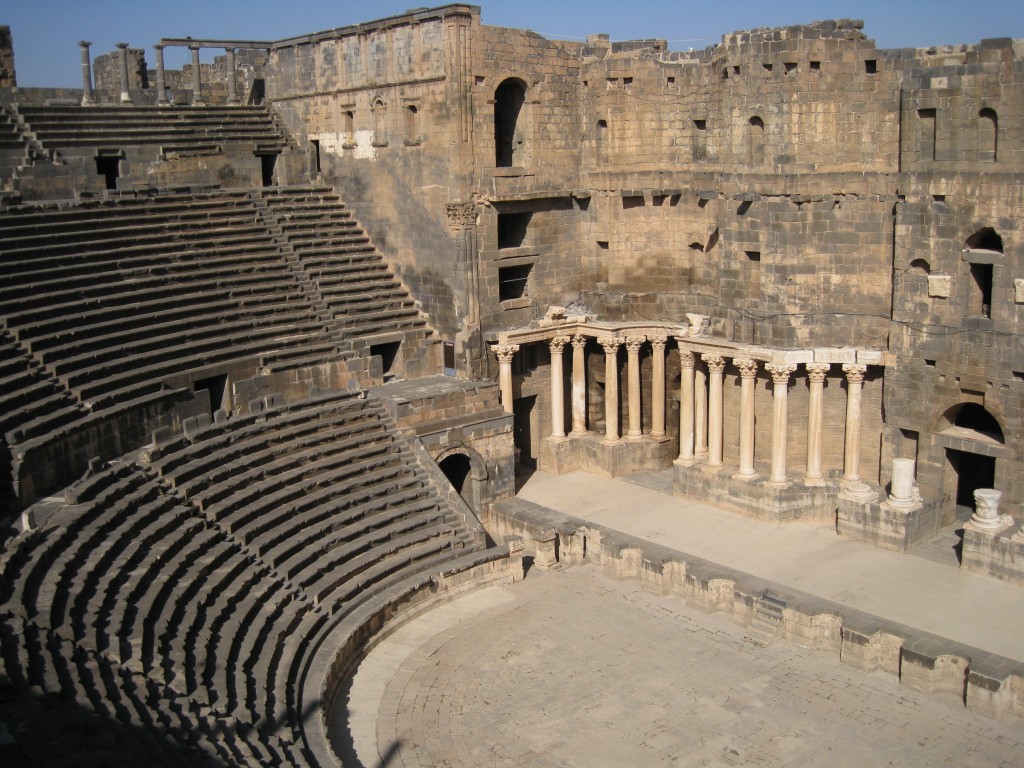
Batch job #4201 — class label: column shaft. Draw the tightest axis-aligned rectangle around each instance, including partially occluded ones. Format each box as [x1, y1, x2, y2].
[804, 363, 829, 482]
[694, 365, 708, 460]
[650, 336, 667, 438]
[766, 364, 796, 485]
[601, 339, 622, 443]
[704, 355, 725, 467]
[154, 45, 169, 106]
[570, 335, 587, 435]
[225, 48, 239, 105]
[842, 364, 867, 483]
[736, 359, 758, 476]
[79, 41, 95, 106]
[495, 345, 519, 414]
[625, 336, 644, 439]
[548, 337, 568, 440]
[116, 43, 133, 105]
[190, 46, 205, 106]
[675, 349, 695, 465]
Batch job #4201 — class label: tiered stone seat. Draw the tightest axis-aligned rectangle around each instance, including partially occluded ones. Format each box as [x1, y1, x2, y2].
[260, 187, 428, 339]
[0, 328, 84, 444]
[0, 387, 504, 766]
[0, 106, 32, 183]
[0, 190, 346, 409]
[17, 105, 287, 154]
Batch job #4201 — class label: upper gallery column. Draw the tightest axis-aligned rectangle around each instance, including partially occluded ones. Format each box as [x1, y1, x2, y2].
[495, 344, 519, 414]
[703, 354, 726, 467]
[548, 336, 569, 440]
[674, 348, 695, 465]
[735, 358, 758, 477]
[190, 44, 205, 106]
[79, 41, 95, 106]
[766, 364, 796, 485]
[804, 363, 830, 483]
[650, 334, 667, 438]
[570, 334, 588, 436]
[116, 43, 133, 105]
[225, 48, 240, 105]
[601, 338, 623, 443]
[154, 44, 170, 106]
[625, 336, 645, 440]
[842, 364, 867, 485]
[694, 361, 708, 460]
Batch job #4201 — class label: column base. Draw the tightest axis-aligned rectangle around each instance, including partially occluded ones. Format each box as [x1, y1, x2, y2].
[765, 478, 791, 490]
[732, 469, 760, 482]
[839, 481, 878, 503]
[673, 456, 697, 468]
[626, 432, 644, 441]
[546, 434, 568, 444]
[226, 98, 241, 106]
[81, 97, 96, 107]
[602, 437, 621, 445]
[802, 474, 827, 487]
[570, 428, 588, 437]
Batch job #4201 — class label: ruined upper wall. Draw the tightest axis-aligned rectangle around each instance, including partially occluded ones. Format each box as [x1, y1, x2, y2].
[0, 25, 15, 87]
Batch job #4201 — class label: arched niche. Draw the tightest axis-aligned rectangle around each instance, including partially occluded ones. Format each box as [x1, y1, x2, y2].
[494, 77, 529, 168]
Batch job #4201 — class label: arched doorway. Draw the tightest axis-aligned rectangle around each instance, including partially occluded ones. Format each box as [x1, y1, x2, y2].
[494, 78, 528, 167]
[938, 402, 1004, 523]
[436, 447, 488, 513]
[439, 453, 471, 494]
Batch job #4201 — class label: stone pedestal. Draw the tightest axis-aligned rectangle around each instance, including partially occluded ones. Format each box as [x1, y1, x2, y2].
[532, 528, 560, 571]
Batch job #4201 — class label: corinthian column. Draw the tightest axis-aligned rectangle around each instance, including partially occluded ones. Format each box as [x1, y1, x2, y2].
[601, 338, 623, 443]
[842, 364, 867, 484]
[570, 334, 588, 435]
[735, 358, 758, 477]
[495, 344, 519, 414]
[548, 336, 569, 440]
[766, 364, 796, 485]
[675, 349, 695, 465]
[703, 354, 725, 467]
[804, 363, 830, 483]
[650, 334, 667, 438]
[625, 336, 645, 440]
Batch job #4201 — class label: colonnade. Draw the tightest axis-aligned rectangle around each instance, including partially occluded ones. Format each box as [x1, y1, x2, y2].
[495, 333, 873, 488]
[77, 40, 246, 107]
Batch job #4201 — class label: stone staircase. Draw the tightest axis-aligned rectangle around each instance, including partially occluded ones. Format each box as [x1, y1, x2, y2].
[744, 591, 787, 647]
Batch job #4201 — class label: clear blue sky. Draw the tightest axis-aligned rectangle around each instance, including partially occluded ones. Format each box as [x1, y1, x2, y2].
[5, 0, 1024, 88]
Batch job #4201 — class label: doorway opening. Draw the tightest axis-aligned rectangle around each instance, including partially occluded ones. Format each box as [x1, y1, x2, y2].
[193, 373, 228, 416]
[96, 155, 121, 190]
[439, 453, 472, 495]
[260, 153, 278, 186]
[513, 395, 537, 474]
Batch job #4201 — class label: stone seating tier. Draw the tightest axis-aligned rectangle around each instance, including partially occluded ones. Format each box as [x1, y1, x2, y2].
[0, 388, 490, 765]
[16, 105, 287, 153]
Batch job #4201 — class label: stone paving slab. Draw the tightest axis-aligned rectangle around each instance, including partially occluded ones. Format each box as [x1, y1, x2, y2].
[343, 568, 1024, 768]
[518, 469, 1024, 662]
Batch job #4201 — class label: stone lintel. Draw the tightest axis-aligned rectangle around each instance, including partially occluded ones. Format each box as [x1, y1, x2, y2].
[770, 349, 813, 365]
[857, 349, 885, 365]
[813, 347, 857, 364]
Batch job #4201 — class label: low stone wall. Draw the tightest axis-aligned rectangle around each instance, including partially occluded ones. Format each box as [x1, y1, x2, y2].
[485, 497, 1024, 722]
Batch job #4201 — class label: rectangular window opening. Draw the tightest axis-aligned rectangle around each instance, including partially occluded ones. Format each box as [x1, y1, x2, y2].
[745, 250, 761, 262]
[810, 61, 821, 71]
[370, 341, 402, 379]
[865, 59, 877, 75]
[784, 62, 797, 74]
[497, 211, 532, 249]
[762, 63, 773, 72]
[666, 76, 675, 84]
[443, 341, 456, 376]
[499, 263, 532, 301]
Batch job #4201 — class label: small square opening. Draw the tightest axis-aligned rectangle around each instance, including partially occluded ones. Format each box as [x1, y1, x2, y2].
[497, 211, 532, 249]
[499, 263, 532, 301]
[865, 60, 877, 75]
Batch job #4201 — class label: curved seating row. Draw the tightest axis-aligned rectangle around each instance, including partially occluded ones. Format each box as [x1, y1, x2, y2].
[0, 390, 500, 765]
[16, 105, 287, 154]
[259, 188, 428, 338]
